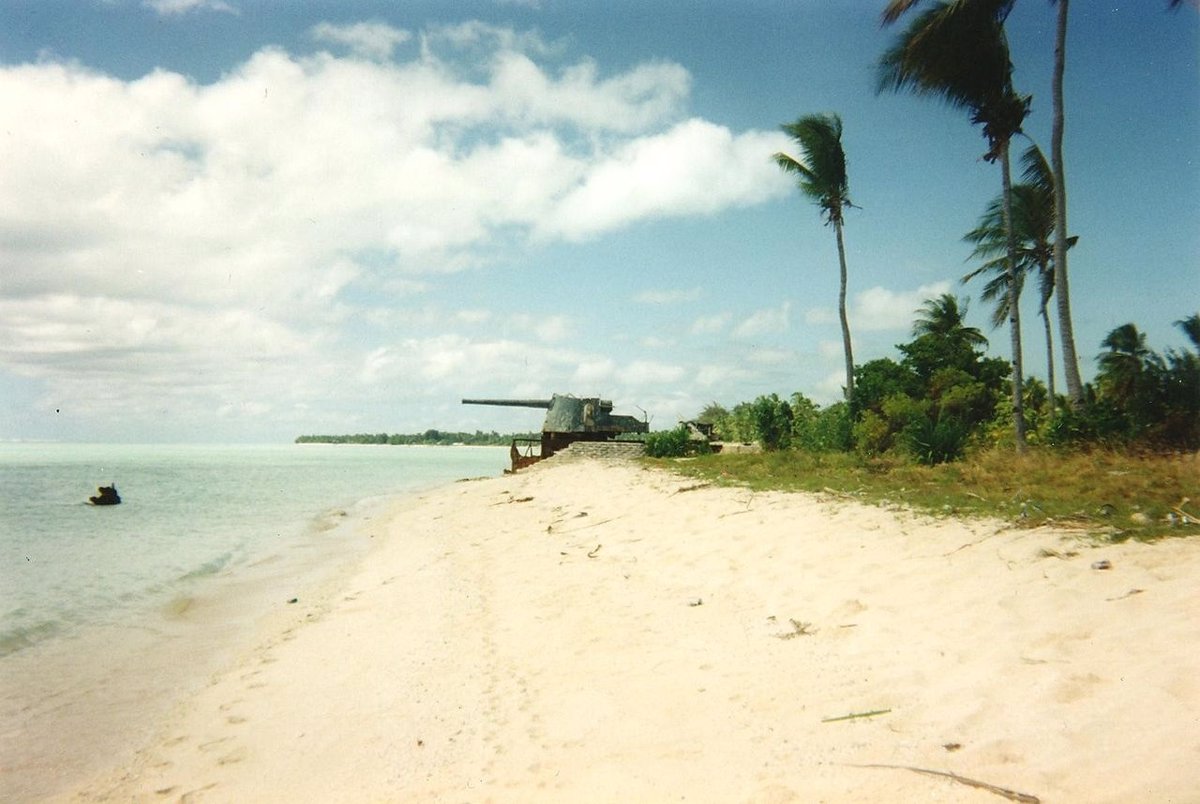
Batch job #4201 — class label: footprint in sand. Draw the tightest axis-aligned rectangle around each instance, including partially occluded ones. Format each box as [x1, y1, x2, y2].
[197, 736, 232, 753]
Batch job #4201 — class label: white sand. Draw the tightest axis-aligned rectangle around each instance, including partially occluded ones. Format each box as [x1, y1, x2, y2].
[62, 458, 1200, 803]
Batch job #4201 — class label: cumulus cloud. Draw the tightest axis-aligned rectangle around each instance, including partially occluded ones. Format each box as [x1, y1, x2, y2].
[0, 23, 795, 439]
[853, 281, 952, 332]
[733, 303, 791, 339]
[144, 0, 237, 15]
[803, 282, 952, 334]
[542, 119, 792, 239]
[691, 313, 731, 335]
[311, 21, 412, 60]
[634, 287, 703, 304]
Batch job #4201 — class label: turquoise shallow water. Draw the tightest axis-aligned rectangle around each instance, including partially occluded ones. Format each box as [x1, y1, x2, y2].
[0, 443, 508, 657]
[1, 442, 509, 801]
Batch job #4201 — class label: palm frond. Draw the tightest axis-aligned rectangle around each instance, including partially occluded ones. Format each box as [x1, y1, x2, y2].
[776, 114, 849, 222]
[1176, 313, 1200, 351]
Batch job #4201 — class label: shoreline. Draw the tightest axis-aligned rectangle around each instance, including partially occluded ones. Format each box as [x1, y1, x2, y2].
[1, 490, 412, 803]
[52, 458, 1200, 802]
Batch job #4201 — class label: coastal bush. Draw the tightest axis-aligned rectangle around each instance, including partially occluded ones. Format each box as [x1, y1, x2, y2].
[644, 426, 710, 458]
[793, 400, 853, 453]
[749, 394, 794, 451]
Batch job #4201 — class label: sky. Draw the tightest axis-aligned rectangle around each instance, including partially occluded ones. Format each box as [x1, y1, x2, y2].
[1, 0, 1196, 443]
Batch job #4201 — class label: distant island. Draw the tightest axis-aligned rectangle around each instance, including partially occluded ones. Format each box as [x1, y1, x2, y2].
[295, 430, 535, 447]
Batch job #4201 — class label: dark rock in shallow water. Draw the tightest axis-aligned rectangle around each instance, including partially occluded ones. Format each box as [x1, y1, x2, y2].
[88, 485, 121, 506]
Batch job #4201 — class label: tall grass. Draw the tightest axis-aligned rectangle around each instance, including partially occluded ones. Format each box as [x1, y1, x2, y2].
[648, 448, 1199, 541]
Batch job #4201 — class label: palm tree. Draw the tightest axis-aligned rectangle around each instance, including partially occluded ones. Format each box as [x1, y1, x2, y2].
[1047, 0, 1085, 407]
[1097, 323, 1161, 413]
[774, 113, 856, 399]
[963, 144, 1076, 415]
[912, 293, 988, 349]
[1177, 313, 1200, 349]
[878, 0, 1032, 449]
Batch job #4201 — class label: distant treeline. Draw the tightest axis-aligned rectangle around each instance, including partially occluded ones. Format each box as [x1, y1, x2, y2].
[295, 430, 535, 446]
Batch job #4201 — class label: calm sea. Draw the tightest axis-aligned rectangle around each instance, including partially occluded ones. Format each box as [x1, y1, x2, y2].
[0, 442, 508, 800]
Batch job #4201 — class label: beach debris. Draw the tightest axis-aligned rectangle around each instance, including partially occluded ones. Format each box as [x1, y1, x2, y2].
[672, 482, 712, 495]
[943, 742, 962, 752]
[847, 763, 1040, 803]
[587, 544, 602, 558]
[1038, 547, 1079, 560]
[822, 709, 891, 723]
[1172, 499, 1199, 525]
[688, 597, 704, 607]
[1106, 588, 1144, 602]
[1091, 559, 1112, 571]
[776, 619, 817, 640]
[88, 484, 121, 506]
[287, 598, 298, 604]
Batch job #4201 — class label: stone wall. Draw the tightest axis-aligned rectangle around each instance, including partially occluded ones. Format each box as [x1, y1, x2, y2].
[551, 440, 645, 462]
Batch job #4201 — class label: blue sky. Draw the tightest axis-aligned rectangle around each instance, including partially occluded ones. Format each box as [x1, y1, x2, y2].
[1, 0, 1196, 442]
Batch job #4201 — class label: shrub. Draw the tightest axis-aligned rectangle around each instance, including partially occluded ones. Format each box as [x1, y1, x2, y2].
[748, 394, 793, 451]
[904, 415, 970, 465]
[795, 401, 853, 453]
[852, 410, 891, 458]
[644, 426, 710, 458]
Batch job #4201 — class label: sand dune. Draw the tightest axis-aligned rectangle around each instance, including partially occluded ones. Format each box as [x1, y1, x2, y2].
[66, 458, 1200, 802]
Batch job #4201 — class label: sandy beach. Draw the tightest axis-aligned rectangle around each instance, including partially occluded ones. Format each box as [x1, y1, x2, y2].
[57, 456, 1200, 803]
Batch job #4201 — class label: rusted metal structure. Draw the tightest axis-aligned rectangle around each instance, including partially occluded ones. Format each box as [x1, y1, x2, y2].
[463, 394, 648, 471]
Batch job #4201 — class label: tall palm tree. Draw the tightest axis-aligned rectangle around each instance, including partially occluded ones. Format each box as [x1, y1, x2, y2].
[963, 144, 1076, 414]
[774, 113, 856, 399]
[1048, 0, 1085, 406]
[878, 0, 1032, 449]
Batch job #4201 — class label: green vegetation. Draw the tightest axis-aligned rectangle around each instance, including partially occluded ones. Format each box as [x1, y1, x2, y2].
[650, 447, 1197, 542]
[643, 426, 711, 458]
[640, 312, 1198, 541]
[295, 430, 534, 446]
[640, 5, 1195, 539]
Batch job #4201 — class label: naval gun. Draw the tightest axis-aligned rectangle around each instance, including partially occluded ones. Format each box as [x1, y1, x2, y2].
[462, 394, 648, 471]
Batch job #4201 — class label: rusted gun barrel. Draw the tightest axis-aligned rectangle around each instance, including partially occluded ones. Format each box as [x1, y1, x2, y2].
[462, 398, 554, 409]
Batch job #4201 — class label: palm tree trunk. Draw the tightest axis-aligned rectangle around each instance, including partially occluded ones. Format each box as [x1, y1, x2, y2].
[1052, 0, 1084, 405]
[999, 140, 1027, 451]
[1042, 298, 1056, 418]
[834, 218, 855, 400]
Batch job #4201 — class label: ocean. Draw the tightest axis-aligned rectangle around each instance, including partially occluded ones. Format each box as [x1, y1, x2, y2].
[0, 442, 508, 800]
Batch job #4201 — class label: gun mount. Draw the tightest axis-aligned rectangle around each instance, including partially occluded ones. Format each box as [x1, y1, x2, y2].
[463, 394, 648, 471]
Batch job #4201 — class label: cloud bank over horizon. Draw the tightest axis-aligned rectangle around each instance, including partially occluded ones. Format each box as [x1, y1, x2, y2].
[0, 17, 1013, 441]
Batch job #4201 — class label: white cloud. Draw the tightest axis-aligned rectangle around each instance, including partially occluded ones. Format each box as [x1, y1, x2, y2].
[143, 0, 237, 15]
[624, 360, 686, 385]
[572, 358, 617, 386]
[815, 370, 848, 403]
[733, 303, 791, 339]
[804, 282, 953, 334]
[853, 281, 952, 332]
[634, 287, 703, 304]
[691, 313, 731, 335]
[311, 21, 412, 60]
[541, 119, 792, 240]
[0, 25, 797, 439]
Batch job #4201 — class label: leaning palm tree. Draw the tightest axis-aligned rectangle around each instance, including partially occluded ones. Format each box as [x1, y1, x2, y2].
[878, 0, 1031, 449]
[774, 113, 856, 399]
[963, 143, 1076, 414]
